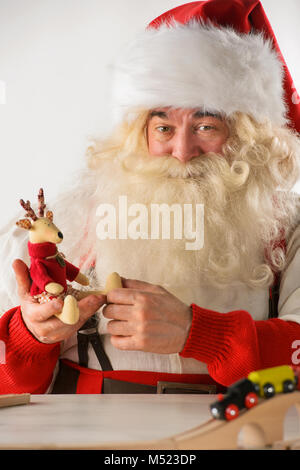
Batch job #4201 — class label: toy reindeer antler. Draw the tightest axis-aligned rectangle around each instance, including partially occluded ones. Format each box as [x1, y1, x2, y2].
[19, 199, 38, 221]
[37, 188, 46, 217]
[16, 218, 32, 230]
[37, 187, 53, 221]
[16, 188, 54, 230]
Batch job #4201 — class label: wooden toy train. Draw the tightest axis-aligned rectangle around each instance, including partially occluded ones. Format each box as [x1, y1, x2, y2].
[210, 365, 300, 421]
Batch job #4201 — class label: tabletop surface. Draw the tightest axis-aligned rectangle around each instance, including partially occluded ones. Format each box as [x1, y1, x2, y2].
[0, 394, 215, 449]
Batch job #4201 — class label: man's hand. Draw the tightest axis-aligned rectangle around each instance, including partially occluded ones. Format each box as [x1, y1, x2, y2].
[102, 278, 192, 354]
[13, 259, 107, 344]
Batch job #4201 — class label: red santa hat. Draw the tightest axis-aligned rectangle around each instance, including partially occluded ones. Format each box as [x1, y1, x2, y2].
[112, 0, 300, 133]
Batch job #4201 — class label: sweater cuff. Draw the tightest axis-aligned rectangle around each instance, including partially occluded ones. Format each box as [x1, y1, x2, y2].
[8, 307, 60, 361]
[179, 303, 258, 365]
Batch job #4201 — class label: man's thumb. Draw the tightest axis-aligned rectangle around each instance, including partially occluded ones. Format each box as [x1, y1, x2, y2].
[12, 259, 31, 297]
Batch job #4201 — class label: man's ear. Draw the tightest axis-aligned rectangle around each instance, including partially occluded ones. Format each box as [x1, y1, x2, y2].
[46, 211, 53, 222]
[16, 219, 32, 230]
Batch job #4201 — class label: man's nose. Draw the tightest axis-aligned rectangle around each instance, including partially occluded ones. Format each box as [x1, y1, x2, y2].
[171, 130, 200, 163]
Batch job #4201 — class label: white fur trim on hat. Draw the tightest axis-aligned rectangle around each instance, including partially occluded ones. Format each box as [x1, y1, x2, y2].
[111, 20, 287, 126]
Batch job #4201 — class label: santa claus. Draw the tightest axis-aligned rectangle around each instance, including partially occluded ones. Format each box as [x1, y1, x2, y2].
[1, 0, 300, 394]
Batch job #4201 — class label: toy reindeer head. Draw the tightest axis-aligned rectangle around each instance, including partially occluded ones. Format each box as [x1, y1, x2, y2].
[16, 188, 64, 244]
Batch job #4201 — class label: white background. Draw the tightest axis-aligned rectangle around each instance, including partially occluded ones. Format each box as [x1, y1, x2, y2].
[0, 0, 299, 226]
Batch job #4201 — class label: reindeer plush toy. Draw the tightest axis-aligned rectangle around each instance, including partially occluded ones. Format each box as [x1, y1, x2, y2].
[16, 189, 123, 325]
[16, 188, 92, 325]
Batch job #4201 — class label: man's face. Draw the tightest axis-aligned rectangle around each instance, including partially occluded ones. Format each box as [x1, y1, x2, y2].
[147, 107, 229, 162]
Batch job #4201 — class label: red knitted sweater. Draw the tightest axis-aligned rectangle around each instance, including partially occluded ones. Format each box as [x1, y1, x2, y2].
[1, 302, 300, 393]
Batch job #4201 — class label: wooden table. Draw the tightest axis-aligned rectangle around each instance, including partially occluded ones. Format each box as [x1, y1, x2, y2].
[0, 394, 214, 450]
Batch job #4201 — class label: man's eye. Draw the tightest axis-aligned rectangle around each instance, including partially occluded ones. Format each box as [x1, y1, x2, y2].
[156, 126, 171, 133]
[197, 125, 215, 131]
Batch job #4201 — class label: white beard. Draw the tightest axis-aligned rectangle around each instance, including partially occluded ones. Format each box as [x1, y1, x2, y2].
[63, 150, 296, 307]
[89, 178, 211, 307]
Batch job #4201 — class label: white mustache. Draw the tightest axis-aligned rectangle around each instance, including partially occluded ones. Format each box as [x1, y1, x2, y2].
[119, 150, 250, 190]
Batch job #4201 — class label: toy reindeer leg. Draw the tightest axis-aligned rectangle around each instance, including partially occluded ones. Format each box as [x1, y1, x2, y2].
[55, 294, 80, 325]
[74, 272, 123, 301]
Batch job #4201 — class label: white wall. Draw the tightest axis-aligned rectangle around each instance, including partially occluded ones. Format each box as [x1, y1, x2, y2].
[0, 0, 299, 226]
